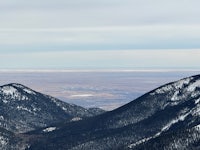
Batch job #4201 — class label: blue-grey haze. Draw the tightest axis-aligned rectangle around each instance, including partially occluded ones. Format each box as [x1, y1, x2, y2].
[0, 71, 198, 110]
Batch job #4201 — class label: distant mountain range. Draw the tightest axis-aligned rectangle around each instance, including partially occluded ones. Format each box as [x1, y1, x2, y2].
[1, 75, 200, 149]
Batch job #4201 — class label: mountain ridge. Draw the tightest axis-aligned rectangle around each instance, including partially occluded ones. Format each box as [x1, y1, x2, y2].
[0, 83, 104, 133]
[26, 74, 200, 150]
[1, 75, 200, 149]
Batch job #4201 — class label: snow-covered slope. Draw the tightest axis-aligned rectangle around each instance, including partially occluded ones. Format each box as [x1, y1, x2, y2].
[133, 123, 200, 150]
[0, 83, 102, 133]
[27, 74, 200, 150]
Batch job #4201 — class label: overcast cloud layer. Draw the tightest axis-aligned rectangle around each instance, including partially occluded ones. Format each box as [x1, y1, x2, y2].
[0, 0, 200, 69]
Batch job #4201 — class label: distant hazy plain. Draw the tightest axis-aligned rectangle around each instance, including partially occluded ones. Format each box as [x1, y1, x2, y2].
[0, 71, 199, 110]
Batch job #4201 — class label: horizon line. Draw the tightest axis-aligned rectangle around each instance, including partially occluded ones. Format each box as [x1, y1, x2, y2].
[0, 69, 199, 73]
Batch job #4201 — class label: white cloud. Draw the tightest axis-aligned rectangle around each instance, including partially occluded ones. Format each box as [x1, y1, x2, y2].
[0, 0, 200, 69]
[0, 0, 200, 28]
[0, 25, 200, 49]
[0, 1, 200, 49]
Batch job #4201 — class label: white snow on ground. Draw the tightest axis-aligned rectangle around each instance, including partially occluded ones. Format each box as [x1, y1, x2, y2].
[187, 79, 200, 91]
[71, 117, 82, 122]
[1, 86, 18, 95]
[195, 98, 200, 104]
[2, 100, 8, 104]
[191, 90, 200, 98]
[171, 91, 180, 101]
[192, 103, 200, 116]
[0, 116, 4, 120]
[43, 127, 56, 133]
[173, 78, 192, 89]
[12, 84, 24, 88]
[128, 137, 152, 148]
[195, 124, 200, 130]
[23, 88, 36, 95]
[170, 79, 200, 103]
[161, 111, 190, 132]
[17, 106, 33, 113]
[1, 86, 21, 100]
[48, 96, 67, 111]
[47, 96, 76, 112]
[151, 77, 192, 95]
[152, 84, 173, 95]
[151, 77, 200, 108]
[0, 136, 8, 146]
[62, 107, 68, 111]
[0, 86, 28, 101]
[128, 108, 193, 149]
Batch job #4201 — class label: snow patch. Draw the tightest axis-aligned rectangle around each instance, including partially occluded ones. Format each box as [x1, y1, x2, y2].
[173, 78, 191, 89]
[17, 106, 33, 113]
[171, 91, 180, 101]
[128, 137, 152, 148]
[48, 96, 73, 112]
[61, 106, 67, 111]
[191, 91, 200, 98]
[1, 86, 29, 101]
[195, 98, 200, 104]
[12, 84, 24, 88]
[24, 88, 36, 95]
[195, 124, 200, 130]
[2, 99, 8, 104]
[1, 86, 17, 95]
[192, 103, 200, 116]
[128, 109, 192, 149]
[43, 127, 56, 132]
[161, 111, 190, 132]
[0, 116, 4, 120]
[71, 117, 82, 122]
[0, 136, 8, 146]
[151, 77, 192, 95]
[187, 80, 200, 92]
[153, 85, 173, 95]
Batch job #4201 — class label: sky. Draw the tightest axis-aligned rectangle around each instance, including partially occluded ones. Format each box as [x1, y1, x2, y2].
[0, 0, 200, 70]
